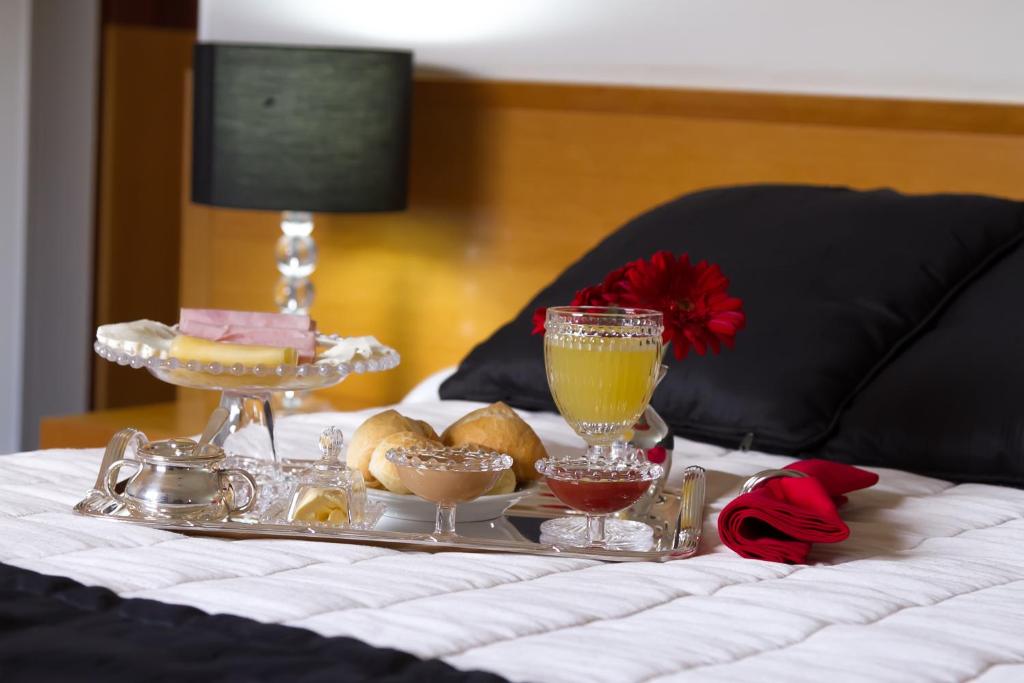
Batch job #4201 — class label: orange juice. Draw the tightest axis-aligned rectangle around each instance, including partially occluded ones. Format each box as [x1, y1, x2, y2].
[544, 333, 661, 443]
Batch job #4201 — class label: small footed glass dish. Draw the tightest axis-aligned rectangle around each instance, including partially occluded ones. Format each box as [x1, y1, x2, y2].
[385, 445, 513, 539]
[536, 456, 662, 551]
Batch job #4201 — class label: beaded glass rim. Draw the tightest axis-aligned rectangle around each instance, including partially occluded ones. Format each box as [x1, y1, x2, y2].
[93, 333, 400, 379]
[546, 306, 662, 320]
[386, 445, 514, 473]
[545, 306, 663, 338]
[535, 456, 663, 482]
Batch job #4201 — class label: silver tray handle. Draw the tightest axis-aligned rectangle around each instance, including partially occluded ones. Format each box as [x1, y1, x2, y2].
[675, 466, 706, 553]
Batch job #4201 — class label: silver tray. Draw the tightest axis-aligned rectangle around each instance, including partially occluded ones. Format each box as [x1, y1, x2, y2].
[74, 466, 706, 563]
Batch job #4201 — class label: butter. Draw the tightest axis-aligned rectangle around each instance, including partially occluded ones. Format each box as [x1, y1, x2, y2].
[168, 335, 298, 366]
[287, 486, 351, 525]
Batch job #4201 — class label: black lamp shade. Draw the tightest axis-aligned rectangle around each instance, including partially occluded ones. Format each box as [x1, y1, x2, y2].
[192, 44, 412, 213]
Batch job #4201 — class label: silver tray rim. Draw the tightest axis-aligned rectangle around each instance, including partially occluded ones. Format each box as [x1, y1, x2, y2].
[73, 467, 706, 563]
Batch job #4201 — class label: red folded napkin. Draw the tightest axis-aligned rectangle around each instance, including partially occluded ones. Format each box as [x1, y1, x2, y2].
[718, 459, 879, 564]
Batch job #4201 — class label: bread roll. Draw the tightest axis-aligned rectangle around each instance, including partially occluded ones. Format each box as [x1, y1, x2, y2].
[368, 431, 441, 494]
[415, 420, 439, 441]
[485, 468, 517, 495]
[442, 402, 547, 482]
[347, 410, 424, 483]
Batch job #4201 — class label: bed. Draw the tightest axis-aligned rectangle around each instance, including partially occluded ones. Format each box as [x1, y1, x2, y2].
[11, 82, 1024, 681]
[4, 374, 1024, 681]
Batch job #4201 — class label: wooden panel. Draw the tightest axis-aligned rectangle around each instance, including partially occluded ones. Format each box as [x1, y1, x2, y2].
[415, 80, 1024, 135]
[102, 0, 196, 29]
[40, 401, 207, 449]
[39, 389, 383, 449]
[92, 23, 194, 409]
[180, 80, 1024, 409]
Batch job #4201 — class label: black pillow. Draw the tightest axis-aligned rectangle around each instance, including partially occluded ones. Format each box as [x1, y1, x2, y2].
[440, 184, 1024, 454]
[821, 241, 1024, 486]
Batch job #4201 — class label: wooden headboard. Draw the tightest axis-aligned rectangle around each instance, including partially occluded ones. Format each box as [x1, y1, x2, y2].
[179, 79, 1024, 409]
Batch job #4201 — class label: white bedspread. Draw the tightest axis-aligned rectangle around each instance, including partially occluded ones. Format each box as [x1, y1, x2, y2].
[3, 398, 1024, 683]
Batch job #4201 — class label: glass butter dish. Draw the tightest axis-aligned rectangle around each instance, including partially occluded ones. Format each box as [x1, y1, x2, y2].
[285, 427, 367, 527]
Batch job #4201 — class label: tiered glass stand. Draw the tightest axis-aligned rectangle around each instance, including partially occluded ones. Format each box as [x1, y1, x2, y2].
[94, 334, 400, 470]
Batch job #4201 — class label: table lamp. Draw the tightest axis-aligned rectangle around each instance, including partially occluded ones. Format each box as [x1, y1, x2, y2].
[191, 44, 413, 314]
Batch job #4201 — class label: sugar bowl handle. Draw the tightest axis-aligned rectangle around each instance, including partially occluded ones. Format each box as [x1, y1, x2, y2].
[103, 458, 142, 504]
[218, 468, 258, 516]
[98, 428, 147, 503]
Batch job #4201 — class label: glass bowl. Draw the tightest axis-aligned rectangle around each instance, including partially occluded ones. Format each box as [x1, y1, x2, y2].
[385, 445, 513, 538]
[536, 455, 662, 550]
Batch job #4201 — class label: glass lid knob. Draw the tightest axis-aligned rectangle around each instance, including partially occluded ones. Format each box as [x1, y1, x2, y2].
[318, 426, 344, 464]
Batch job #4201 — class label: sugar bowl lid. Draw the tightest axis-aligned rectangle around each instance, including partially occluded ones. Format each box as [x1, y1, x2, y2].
[136, 437, 225, 465]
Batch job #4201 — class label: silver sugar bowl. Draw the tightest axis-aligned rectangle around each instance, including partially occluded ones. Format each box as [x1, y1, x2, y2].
[102, 430, 257, 521]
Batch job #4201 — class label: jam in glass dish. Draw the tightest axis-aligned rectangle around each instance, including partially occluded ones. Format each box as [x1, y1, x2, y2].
[536, 456, 662, 550]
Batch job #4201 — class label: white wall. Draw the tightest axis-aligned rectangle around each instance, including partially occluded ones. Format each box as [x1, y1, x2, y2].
[200, 0, 1024, 104]
[0, 0, 30, 453]
[19, 0, 100, 450]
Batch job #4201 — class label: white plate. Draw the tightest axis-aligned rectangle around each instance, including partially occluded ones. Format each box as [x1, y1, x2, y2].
[369, 483, 538, 523]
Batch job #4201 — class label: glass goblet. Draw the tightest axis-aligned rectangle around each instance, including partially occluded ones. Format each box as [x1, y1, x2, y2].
[544, 306, 664, 462]
[386, 445, 513, 539]
[536, 456, 663, 550]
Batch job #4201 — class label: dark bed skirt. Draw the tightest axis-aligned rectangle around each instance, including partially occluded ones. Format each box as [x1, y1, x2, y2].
[0, 562, 509, 682]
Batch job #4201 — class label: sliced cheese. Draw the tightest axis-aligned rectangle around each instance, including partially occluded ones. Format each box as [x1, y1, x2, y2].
[178, 320, 316, 361]
[169, 335, 298, 366]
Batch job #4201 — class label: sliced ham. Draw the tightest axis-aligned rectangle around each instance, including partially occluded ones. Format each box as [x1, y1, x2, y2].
[180, 308, 313, 331]
[179, 321, 316, 362]
[178, 309, 317, 361]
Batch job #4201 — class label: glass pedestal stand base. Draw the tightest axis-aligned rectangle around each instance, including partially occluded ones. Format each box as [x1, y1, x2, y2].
[212, 391, 277, 462]
[273, 390, 335, 417]
[210, 391, 295, 519]
[539, 516, 655, 551]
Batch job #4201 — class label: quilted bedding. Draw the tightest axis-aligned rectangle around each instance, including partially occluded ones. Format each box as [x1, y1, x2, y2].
[3, 398, 1024, 683]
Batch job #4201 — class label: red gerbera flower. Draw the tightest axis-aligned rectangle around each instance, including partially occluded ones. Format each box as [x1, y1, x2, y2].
[531, 307, 548, 335]
[531, 252, 744, 360]
[614, 250, 745, 360]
